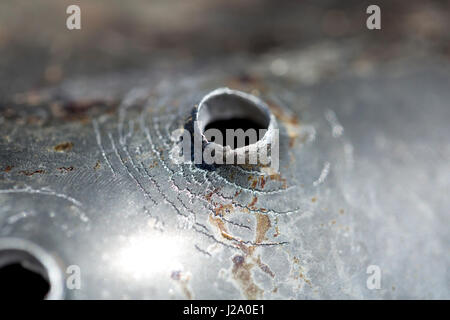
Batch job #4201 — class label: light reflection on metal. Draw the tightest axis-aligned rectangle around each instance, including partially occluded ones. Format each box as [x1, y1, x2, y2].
[115, 234, 183, 280]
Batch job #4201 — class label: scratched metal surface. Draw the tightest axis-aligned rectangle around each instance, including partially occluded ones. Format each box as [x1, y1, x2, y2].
[0, 39, 449, 299]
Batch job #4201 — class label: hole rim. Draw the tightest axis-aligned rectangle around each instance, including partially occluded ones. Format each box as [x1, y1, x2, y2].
[194, 87, 277, 161]
[0, 237, 65, 300]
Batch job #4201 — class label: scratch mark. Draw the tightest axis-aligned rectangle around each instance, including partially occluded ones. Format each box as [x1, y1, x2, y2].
[158, 120, 295, 196]
[325, 109, 344, 138]
[0, 186, 83, 207]
[157, 120, 303, 216]
[192, 225, 237, 250]
[7, 211, 36, 224]
[138, 110, 292, 247]
[194, 244, 212, 257]
[222, 217, 251, 231]
[92, 119, 116, 175]
[313, 162, 330, 187]
[108, 132, 157, 205]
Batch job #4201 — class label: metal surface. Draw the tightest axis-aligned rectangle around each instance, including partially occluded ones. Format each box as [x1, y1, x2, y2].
[0, 42, 449, 299]
[0, 1, 449, 300]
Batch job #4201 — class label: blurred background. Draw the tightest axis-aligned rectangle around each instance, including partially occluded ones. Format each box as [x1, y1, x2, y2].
[0, 0, 449, 100]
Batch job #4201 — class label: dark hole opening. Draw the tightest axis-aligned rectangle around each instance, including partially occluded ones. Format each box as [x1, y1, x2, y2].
[0, 263, 50, 299]
[205, 118, 265, 148]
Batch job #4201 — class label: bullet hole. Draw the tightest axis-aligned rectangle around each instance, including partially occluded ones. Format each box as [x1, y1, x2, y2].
[197, 88, 271, 149]
[0, 250, 50, 300]
[205, 118, 265, 147]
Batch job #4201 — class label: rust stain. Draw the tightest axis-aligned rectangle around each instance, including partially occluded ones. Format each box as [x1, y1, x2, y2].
[170, 271, 193, 300]
[248, 175, 269, 190]
[249, 196, 258, 208]
[299, 272, 312, 287]
[256, 255, 275, 278]
[226, 73, 266, 93]
[51, 99, 118, 123]
[267, 100, 299, 126]
[205, 188, 219, 202]
[260, 176, 266, 189]
[209, 215, 235, 240]
[273, 224, 280, 238]
[247, 175, 258, 189]
[236, 243, 256, 257]
[221, 231, 234, 240]
[54, 142, 73, 152]
[269, 173, 287, 189]
[94, 160, 101, 170]
[2, 165, 13, 172]
[19, 169, 45, 176]
[291, 256, 313, 288]
[255, 213, 271, 244]
[148, 160, 158, 169]
[231, 255, 264, 300]
[267, 100, 300, 148]
[213, 203, 234, 216]
[311, 197, 317, 203]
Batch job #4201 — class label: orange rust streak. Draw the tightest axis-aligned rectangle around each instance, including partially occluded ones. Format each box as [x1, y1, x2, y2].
[255, 213, 271, 244]
[19, 169, 45, 176]
[249, 196, 258, 208]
